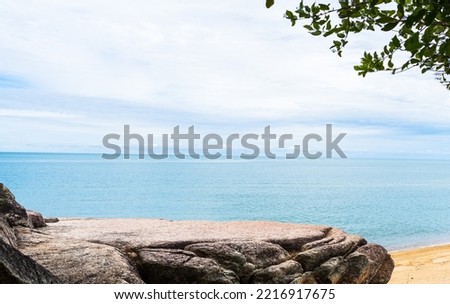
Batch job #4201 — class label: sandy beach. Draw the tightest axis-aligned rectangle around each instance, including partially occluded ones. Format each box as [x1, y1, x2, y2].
[389, 244, 450, 284]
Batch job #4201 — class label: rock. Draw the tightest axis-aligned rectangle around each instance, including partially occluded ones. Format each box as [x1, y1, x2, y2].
[0, 185, 395, 284]
[17, 227, 143, 284]
[312, 257, 348, 283]
[0, 238, 60, 283]
[250, 260, 303, 284]
[187, 241, 289, 268]
[294, 231, 366, 271]
[136, 248, 239, 283]
[12, 217, 393, 284]
[27, 210, 47, 228]
[185, 241, 290, 282]
[0, 183, 28, 227]
[37, 218, 330, 250]
[291, 271, 317, 284]
[340, 243, 390, 284]
[44, 217, 59, 223]
[185, 242, 253, 278]
[0, 216, 17, 247]
[370, 256, 395, 284]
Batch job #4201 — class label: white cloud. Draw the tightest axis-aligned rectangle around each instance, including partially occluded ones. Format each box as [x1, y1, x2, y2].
[0, 108, 79, 119]
[0, 0, 449, 156]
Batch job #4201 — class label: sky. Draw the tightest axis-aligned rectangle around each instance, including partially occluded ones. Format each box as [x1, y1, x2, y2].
[1, 0, 450, 158]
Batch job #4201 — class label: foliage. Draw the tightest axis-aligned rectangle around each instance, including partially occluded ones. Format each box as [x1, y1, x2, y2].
[266, 0, 450, 89]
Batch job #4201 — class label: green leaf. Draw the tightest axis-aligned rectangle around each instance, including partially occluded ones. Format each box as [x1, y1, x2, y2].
[381, 22, 398, 31]
[397, 4, 404, 18]
[376, 16, 397, 24]
[265, 0, 274, 9]
[323, 28, 335, 37]
[424, 9, 438, 26]
[405, 8, 427, 28]
[285, 10, 297, 26]
[404, 32, 421, 53]
[392, 35, 401, 48]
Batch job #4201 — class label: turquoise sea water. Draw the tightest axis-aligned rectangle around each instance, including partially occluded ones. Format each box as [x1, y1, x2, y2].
[1, 152, 449, 250]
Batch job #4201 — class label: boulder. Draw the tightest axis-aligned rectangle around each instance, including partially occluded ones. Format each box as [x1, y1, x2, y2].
[0, 216, 17, 247]
[0, 238, 60, 283]
[340, 243, 390, 284]
[27, 210, 47, 228]
[250, 260, 303, 284]
[369, 255, 395, 284]
[0, 183, 395, 285]
[17, 227, 143, 284]
[294, 231, 366, 271]
[185, 241, 290, 282]
[44, 217, 59, 224]
[136, 248, 239, 283]
[291, 271, 317, 284]
[185, 242, 253, 278]
[16, 218, 393, 284]
[0, 183, 28, 227]
[312, 256, 348, 283]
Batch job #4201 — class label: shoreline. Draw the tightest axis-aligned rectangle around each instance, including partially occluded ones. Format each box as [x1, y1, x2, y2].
[389, 241, 450, 253]
[389, 243, 450, 284]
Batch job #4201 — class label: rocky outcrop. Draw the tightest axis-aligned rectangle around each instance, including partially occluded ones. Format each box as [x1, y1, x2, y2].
[136, 248, 239, 283]
[0, 216, 17, 247]
[340, 243, 392, 284]
[0, 183, 395, 284]
[0, 183, 28, 227]
[17, 227, 143, 284]
[250, 260, 304, 284]
[0, 183, 62, 283]
[26, 211, 47, 228]
[18, 218, 394, 284]
[0, 238, 60, 283]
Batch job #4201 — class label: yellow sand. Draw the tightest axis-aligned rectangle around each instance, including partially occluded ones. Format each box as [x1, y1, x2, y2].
[389, 244, 450, 284]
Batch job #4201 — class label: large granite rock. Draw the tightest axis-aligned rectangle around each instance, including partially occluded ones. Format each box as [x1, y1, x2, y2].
[0, 183, 28, 227]
[26, 210, 47, 228]
[340, 243, 392, 284]
[249, 260, 304, 284]
[16, 227, 143, 284]
[0, 183, 395, 284]
[0, 238, 60, 283]
[18, 218, 394, 284]
[136, 248, 238, 283]
[0, 216, 17, 247]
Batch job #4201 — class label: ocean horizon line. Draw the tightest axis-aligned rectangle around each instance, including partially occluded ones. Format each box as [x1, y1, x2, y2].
[1, 151, 450, 161]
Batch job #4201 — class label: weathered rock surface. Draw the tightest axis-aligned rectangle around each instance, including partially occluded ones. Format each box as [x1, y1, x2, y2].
[0, 238, 60, 284]
[1, 183, 61, 284]
[26, 210, 47, 228]
[136, 248, 238, 283]
[44, 217, 59, 224]
[17, 227, 144, 284]
[0, 183, 395, 284]
[0, 216, 17, 247]
[22, 218, 393, 284]
[250, 260, 304, 284]
[0, 183, 28, 227]
[340, 243, 392, 284]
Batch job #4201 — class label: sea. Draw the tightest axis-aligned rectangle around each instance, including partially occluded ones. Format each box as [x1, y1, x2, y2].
[1, 152, 449, 250]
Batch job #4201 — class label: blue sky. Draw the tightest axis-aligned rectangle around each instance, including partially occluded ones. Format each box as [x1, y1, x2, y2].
[0, 0, 450, 158]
